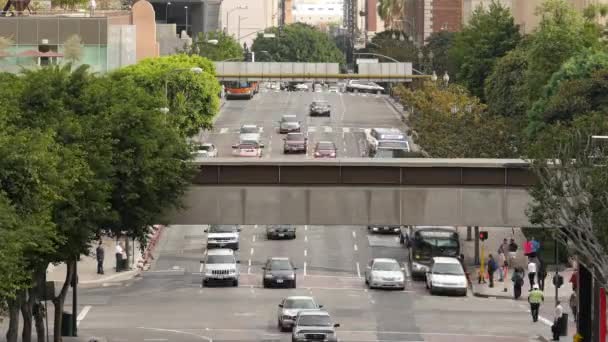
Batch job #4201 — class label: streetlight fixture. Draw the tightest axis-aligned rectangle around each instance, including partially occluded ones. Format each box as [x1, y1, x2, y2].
[227, 5, 248, 37]
[443, 71, 450, 86]
[431, 71, 437, 82]
[165, 1, 171, 23]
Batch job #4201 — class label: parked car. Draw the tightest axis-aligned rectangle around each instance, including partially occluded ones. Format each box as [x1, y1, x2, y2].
[283, 133, 308, 154]
[279, 115, 302, 134]
[192, 143, 217, 158]
[313, 141, 337, 158]
[267, 225, 297, 239]
[364, 258, 406, 290]
[277, 296, 322, 331]
[263, 257, 297, 288]
[309, 100, 331, 117]
[425, 257, 468, 296]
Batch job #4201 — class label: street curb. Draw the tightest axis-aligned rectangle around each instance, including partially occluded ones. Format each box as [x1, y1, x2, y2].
[384, 96, 407, 123]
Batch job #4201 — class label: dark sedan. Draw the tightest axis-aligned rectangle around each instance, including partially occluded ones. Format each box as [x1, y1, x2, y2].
[310, 101, 331, 116]
[313, 141, 337, 158]
[263, 257, 297, 288]
[368, 225, 402, 234]
[283, 133, 307, 154]
[267, 225, 297, 239]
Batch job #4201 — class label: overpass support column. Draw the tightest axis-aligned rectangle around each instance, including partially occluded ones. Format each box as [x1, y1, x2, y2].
[466, 226, 472, 241]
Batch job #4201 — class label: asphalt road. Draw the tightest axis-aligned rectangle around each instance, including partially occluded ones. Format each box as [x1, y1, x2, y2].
[67, 89, 555, 342]
[197, 86, 412, 158]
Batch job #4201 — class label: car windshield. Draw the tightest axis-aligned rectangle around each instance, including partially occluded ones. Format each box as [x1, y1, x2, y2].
[284, 122, 299, 128]
[206, 255, 234, 264]
[313, 101, 328, 106]
[318, 142, 335, 150]
[198, 145, 213, 151]
[284, 299, 316, 309]
[287, 134, 305, 141]
[270, 260, 293, 270]
[239, 142, 259, 148]
[209, 225, 237, 233]
[281, 116, 297, 122]
[373, 262, 400, 271]
[433, 263, 464, 275]
[240, 126, 258, 133]
[298, 315, 332, 327]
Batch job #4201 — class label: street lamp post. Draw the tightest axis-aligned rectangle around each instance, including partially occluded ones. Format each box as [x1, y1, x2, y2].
[227, 5, 247, 37]
[184, 6, 188, 35]
[165, 1, 171, 23]
[238, 15, 248, 42]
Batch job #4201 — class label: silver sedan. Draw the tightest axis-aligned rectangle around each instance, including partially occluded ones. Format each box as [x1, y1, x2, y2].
[277, 296, 321, 331]
[364, 258, 406, 290]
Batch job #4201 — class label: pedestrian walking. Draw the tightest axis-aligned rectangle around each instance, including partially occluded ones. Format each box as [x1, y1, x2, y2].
[512, 267, 525, 299]
[497, 239, 508, 281]
[569, 292, 577, 322]
[95, 240, 104, 275]
[508, 238, 518, 267]
[487, 254, 497, 288]
[524, 237, 533, 257]
[498, 252, 506, 281]
[528, 284, 544, 322]
[570, 270, 578, 291]
[528, 259, 537, 291]
[115, 241, 124, 272]
[538, 259, 548, 291]
[552, 301, 564, 340]
[531, 237, 541, 257]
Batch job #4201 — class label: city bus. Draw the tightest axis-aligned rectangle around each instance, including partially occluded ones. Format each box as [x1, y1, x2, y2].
[401, 226, 460, 278]
[224, 81, 259, 100]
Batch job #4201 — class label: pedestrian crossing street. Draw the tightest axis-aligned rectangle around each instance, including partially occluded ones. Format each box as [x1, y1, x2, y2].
[211, 126, 373, 135]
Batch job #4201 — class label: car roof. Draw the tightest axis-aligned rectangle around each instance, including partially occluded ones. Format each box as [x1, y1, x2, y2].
[241, 124, 258, 128]
[285, 296, 314, 301]
[298, 310, 329, 317]
[372, 258, 399, 264]
[287, 132, 304, 136]
[312, 100, 328, 103]
[269, 257, 290, 261]
[282, 114, 297, 118]
[239, 133, 261, 141]
[200, 143, 214, 147]
[206, 249, 235, 256]
[433, 257, 461, 264]
[372, 128, 404, 134]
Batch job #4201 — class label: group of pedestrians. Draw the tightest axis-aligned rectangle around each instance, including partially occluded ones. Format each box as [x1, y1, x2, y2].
[94, 239, 128, 274]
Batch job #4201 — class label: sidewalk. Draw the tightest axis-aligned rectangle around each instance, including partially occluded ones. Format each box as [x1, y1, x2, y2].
[47, 237, 143, 288]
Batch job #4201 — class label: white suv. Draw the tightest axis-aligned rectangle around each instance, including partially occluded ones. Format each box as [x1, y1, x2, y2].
[205, 225, 240, 250]
[202, 249, 240, 287]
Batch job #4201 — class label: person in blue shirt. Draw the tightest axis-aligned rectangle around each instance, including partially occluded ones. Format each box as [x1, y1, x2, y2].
[531, 237, 541, 255]
[487, 254, 498, 288]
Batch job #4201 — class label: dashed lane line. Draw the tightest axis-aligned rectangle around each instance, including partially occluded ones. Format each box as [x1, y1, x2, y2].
[352, 231, 356, 238]
[304, 249, 308, 257]
[304, 235, 308, 242]
[356, 262, 361, 278]
[354, 244, 358, 251]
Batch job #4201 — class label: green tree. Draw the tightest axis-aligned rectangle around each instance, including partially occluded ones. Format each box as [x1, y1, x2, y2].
[484, 46, 529, 117]
[62, 34, 83, 64]
[188, 31, 243, 61]
[251, 23, 345, 63]
[114, 54, 221, 137]
[423, 31, 456, 76]
[523, 0, 600, 102]
[395, 82, 520, 158]
[449, 0, 521, 99]
[377, 0, 404, 30]
[360, 30, 418, 62]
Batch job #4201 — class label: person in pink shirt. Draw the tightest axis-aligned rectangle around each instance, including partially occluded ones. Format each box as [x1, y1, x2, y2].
[524, 238, 533, 257]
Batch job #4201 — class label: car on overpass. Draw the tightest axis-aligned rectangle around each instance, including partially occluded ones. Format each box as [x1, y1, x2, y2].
[313, 141, 337, 158]
[425, 257, 468, 296]
[345, 80, 384, 94]
[262, 257, 297, 288]
[309, 100, 331, 117]
[204, 224, 241, 250]
[277, 296, 322, 331]
[283, 133, 308, 154]
[201, 248, 240, 287]
[279, 115, 302, 134]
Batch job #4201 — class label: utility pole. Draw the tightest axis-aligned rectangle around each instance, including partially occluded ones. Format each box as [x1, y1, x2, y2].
[72, 259, 78, 336]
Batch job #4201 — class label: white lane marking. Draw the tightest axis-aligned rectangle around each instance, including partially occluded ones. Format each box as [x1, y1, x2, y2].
[356, 262, 361, 278]
[304, 225, 308, 231]
[304, 235, 308, 242]
[76, 305, 92, 327]
[144, 339, 168, 341]
[259, 127, 264, 133]
[354, 244, 358, 251]
[352, 231, 356, 238]
[248, 259, 252, 267]
[254, 224, 258, 229]
[403, 262, 411, 278]
[303, 262, 307, 276]
[219, 128, 229, 134]
[519, 304, 553, 327]
[137, 327, 213, 342]
[324, 126, 332, 133]
[199, 263, 204, 273]
[343, 127, 350, 133]
[304, 249, 308, 257]
[250, 247, 254, 255]
[247, 267, 251, 274]
[308, 126, 317, 133]
[252, 235, 256, 242]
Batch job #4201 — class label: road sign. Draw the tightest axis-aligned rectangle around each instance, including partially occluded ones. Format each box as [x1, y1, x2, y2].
[356, 58, 379, 64]
[263, 33, 276, 38]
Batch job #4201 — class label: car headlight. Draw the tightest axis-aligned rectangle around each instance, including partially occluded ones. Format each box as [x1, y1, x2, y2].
[205, 270, 213, 276]
[287, 274, 295, 279]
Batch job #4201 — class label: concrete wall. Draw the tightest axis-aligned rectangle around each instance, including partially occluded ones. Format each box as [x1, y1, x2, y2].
[220, 0, 278, 48]
[163, 185, 534, 227]
[132, 0, 159, 61]
[156, 23, 191, 55]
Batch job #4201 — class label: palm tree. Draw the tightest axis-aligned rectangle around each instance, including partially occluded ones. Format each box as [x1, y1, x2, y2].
[377, 0, 404, 30]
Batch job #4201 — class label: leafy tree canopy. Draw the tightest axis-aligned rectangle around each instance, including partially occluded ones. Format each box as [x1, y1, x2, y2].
[114, 54, 221, 136]
[359, 30, 418, 63]
[252, 23, 345, 63]
[377, 0, 405, 30]
[188, 31, 243, 61]
[449, 0, 521, 99]
[423, 31, 456, 76]
[484, 47, 529, 117]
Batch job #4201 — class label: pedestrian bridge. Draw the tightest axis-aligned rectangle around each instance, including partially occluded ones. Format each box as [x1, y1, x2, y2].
[214, 62, 418, 82]
[162, 158, 539, 227]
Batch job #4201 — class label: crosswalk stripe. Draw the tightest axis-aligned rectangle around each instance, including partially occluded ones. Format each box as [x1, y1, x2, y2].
[220, 128, 229, 134]
[343, 127, 350, 133]
[324, 126, 333, 133]
[308, 126, 317, 133]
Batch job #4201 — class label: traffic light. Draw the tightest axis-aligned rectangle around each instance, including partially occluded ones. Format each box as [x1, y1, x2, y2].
[479, 231, 488, 241]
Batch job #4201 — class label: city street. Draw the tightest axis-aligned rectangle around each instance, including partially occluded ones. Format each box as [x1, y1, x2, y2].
[197, 87, 412, 158]
[71, 224, 557, 342]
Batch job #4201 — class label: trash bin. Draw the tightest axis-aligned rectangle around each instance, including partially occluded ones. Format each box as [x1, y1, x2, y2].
[560, 313, 569, 336]
[119, 258, 128, 271]
[61, 311, 73, 336]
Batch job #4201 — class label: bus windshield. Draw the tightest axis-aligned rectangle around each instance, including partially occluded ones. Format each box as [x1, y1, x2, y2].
[225, 81, 251, 89]
[412, 230, 460, 260]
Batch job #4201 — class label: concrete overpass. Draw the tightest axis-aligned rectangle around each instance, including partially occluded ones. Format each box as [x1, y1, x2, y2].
[163, 158, 538, 227]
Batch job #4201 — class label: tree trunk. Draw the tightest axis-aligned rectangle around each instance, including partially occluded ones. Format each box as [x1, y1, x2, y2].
[52, 260, 74, 342]
[33, 265, 48, 342]
[6, 292, 23, 342]
[34, 302, 46, 342]
[21, 287, 34, 342]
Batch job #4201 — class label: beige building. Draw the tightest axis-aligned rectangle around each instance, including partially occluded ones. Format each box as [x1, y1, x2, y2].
[462, 0, 608, 34]
[220, 0, 280, 48]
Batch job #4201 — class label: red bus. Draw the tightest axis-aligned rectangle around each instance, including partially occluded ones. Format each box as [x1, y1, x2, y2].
[224, 81, 259, 99]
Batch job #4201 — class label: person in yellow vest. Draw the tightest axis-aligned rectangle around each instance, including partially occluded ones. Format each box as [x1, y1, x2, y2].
[528, 284, 545, 322]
